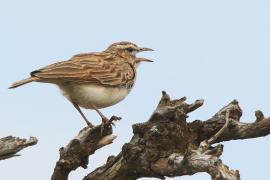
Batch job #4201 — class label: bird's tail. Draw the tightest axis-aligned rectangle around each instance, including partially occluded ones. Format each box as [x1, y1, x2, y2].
[9, 77, 38, 89]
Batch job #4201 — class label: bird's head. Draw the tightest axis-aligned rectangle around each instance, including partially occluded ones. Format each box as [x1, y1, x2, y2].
[105, 41, 154, 65]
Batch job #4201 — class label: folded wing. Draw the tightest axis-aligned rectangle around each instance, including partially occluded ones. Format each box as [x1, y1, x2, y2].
[31, 53, 135, 87]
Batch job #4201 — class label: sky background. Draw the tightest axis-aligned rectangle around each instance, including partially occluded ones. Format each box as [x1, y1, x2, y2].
[1, 0, 270, 179]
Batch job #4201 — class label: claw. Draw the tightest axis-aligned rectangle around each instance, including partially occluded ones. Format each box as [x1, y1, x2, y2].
[99, 116, 121, 135]
[108, 115, 122, 127]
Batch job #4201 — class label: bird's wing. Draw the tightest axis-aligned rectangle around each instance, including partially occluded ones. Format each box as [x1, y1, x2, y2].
[31, 53, 135, 87]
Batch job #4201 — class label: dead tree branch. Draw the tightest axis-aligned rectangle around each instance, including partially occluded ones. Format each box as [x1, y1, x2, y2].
[51, 117, 119, 180]
[83, 91, 270, 180]
[0, 136, 37, 160]
[50, 91, 270, 180]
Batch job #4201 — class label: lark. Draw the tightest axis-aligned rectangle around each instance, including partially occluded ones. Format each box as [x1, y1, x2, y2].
[9, 41, 153, 127]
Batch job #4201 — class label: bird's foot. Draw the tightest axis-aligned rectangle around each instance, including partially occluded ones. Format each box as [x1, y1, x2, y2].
[100, 115, 121, 135]
[108, 115, 122, 127]
[101, 116, 109, 124]
[100, 114, 121, 126]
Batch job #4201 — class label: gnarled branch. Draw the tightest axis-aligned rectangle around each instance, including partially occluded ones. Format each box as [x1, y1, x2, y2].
[51, 118, 119, 180]
[0, 136, 37, 160]
[49, 91, 270, 180]
[82, 92, 270, 180]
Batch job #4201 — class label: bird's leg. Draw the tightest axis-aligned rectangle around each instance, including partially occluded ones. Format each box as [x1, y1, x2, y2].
[89, 104, 109, 135]
[92, 105, 122, 126]
[90, 104, 121, 135]
[72, 102, 94, 128]
[91, 104, 109, 123]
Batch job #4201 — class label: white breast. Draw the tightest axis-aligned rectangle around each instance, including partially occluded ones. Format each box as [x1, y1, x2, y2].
[59, 84, 130, 109]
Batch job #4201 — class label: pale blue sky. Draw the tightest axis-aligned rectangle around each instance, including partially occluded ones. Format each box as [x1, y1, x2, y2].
[1, 0, 270, 179]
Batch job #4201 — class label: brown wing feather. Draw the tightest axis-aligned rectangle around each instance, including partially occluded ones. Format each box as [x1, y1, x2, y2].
[31, 52, 135, 87]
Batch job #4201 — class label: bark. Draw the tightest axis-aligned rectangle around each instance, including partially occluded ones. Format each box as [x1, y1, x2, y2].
[51, 117, 119, 180]
[52, 91, 270, 180]
[0, 136, 37, 160]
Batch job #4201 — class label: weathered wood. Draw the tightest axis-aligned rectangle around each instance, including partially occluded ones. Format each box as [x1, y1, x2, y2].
[0, 136, 37, 160]
[46, 91, 270, 180]
[51, 118, 119, 180]
[82, 92, 269, 180]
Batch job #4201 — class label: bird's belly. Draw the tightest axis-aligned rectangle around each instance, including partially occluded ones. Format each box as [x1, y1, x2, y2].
[59, 84, 130, 109]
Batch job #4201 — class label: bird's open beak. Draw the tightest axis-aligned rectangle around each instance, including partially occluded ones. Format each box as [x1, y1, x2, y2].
[138, 47, 154, 52]
[135, 57, 154, 63]
[135, 47, 154, 63]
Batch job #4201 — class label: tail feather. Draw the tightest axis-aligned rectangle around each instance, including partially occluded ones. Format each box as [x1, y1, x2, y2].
[9, 77, 38, 89]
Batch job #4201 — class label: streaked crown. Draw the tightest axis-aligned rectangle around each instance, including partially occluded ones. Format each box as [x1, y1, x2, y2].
[105, 41, 140, 53]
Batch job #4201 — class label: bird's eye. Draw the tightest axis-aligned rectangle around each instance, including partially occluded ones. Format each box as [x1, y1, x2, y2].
[126, 47, 134, 52]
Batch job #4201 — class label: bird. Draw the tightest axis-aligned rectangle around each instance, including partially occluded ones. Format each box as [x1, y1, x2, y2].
[9, 41, 154, 127]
